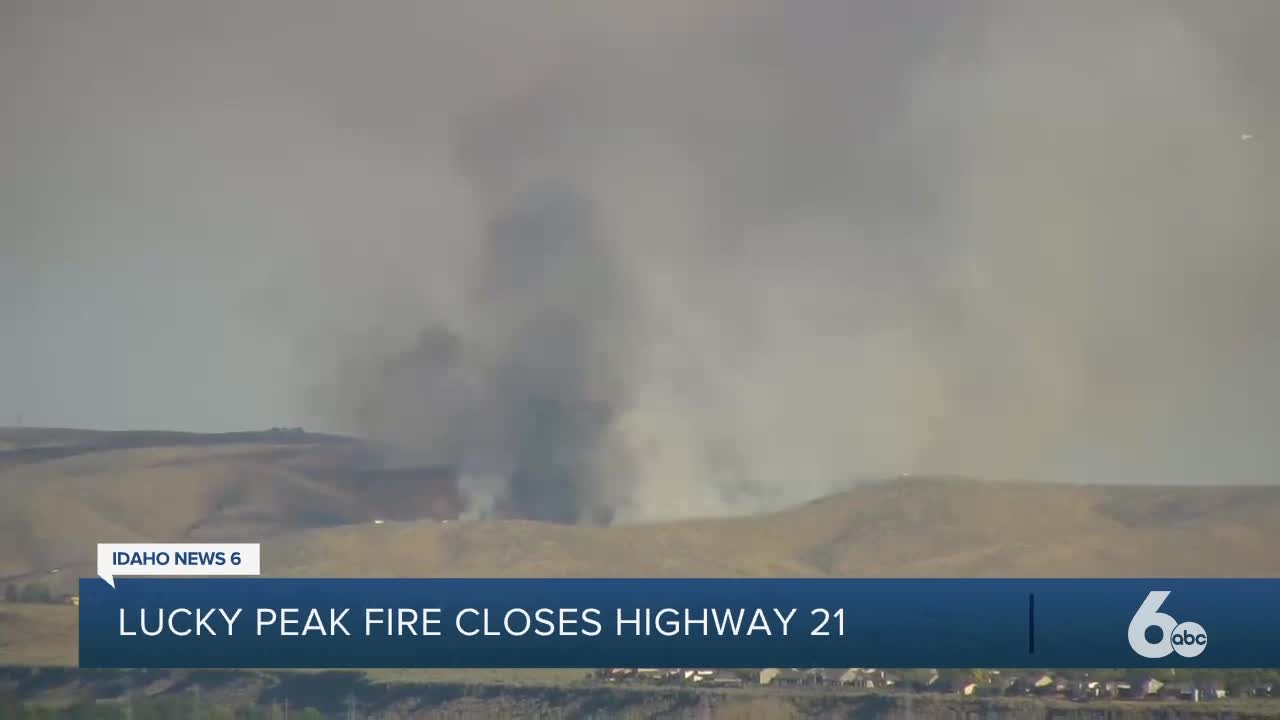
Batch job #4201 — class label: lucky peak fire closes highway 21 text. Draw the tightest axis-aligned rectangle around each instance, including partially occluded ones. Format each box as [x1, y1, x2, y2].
[118, 606, 840, 638]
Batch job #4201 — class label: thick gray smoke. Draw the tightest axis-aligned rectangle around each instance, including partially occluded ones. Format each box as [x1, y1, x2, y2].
[354, 180, 632, 523]
[4, 1, 1277, 523]
[272, 0, 1280, 522]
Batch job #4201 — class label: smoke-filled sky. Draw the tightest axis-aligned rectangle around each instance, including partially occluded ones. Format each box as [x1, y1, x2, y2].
[2, 1, 1277, 522]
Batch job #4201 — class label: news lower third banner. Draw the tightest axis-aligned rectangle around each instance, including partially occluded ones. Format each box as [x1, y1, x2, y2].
[76, 578, 1280, 668]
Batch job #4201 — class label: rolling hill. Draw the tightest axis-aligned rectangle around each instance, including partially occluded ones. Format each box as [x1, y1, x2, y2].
[3, 427, 1280, 667]
[264, 476, 1280, 579]
[0, 428, 460, 587]
[4, 428, 1280, 585]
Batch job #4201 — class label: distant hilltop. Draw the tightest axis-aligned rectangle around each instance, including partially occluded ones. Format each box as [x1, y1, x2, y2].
[3, 426, 1280, 595]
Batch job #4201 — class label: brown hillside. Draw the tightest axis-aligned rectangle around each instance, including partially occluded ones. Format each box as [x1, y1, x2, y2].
[3, 428, 1279, 586]
[3, 430, 1280, 667]
[263, 477, 1280, 579]
[0, 432, 459, 585]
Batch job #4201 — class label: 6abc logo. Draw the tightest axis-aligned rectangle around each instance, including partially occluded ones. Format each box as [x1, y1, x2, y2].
[1128, 591, 1207, 659]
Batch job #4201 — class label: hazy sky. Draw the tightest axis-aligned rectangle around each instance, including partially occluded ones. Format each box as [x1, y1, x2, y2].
[2, 1, 1277, 520]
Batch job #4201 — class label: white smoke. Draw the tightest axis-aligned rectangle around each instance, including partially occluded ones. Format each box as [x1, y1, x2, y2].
[5, 1, 1276, 523]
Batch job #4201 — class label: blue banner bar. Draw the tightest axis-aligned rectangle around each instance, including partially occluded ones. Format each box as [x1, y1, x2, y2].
[78, 578, 1280, 668]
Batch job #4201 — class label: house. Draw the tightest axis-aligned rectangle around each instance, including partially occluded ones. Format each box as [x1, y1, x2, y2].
[1030, 675, 1066, 698]
[937, 675, 982, 696]
[1068, 682, 1104, 701]
[880, 672, 901, 688]
[760, 668, 805, 686]
[634, 669, 670, 683]
[1131, 677, 1164, 699]
[1102, 681, 1131, 698]
[683, 670, 717, 683]
[840, 669, 876, 689]
[1032, 674, 1056, 690]
[1047, 681, 1072, 698]
[60, 594, 79, 606]
[799, 669, 828, 686]
[901, 670, 941, 692]
[799, 669, 830, 685]
[1197, 682, 1227, 700]
[1004, 676, 1034, 696]
[811, 669, 844, 686]
[839, 669, 899, 689]
[974, 683, 1005, 698]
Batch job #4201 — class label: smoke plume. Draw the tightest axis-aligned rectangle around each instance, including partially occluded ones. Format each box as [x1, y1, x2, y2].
[4, 1, 1277, 523]
[353, 179, 633, 523]
[292, 1, 1280, 523]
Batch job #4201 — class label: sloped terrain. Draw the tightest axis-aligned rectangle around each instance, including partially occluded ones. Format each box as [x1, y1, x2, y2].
[4, 427, 1280, 669]
[0, 429, 459, 587]
[5, 427, 1280, 586]
[264, 476, 1280, 579]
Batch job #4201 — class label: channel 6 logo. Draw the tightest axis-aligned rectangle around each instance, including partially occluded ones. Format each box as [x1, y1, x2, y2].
[1127, 591, 1207, 659]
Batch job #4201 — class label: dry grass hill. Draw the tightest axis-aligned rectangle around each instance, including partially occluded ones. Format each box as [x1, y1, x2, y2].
[4, 425, 1280, 584]
[267, 477, 1280, 579]
[3, 426, 1280, 667]
[0, 427, 458, 587]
